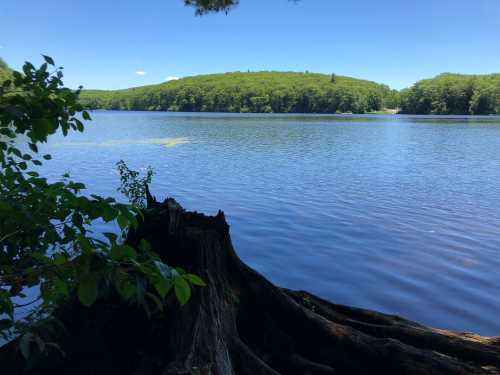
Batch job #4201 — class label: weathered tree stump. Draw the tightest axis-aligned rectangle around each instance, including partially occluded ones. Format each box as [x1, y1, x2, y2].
[2, 197, 500, 374]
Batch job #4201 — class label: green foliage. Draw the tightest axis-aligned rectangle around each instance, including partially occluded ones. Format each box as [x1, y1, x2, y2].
[183, 0, 298, 15]
[0, 58, 203, 359]
[184, 0, 239, 14]
[116, 160, 154, 209]
[0, 58, 12, 83]
[400, 73, 500, 115]
[79, 71, 397, 114]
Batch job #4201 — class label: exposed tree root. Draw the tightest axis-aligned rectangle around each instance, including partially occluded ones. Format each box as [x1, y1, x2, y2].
[1, 197, 499, 374]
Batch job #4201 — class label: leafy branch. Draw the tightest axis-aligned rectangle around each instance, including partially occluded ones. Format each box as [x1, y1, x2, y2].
[0, 56, 204, 361]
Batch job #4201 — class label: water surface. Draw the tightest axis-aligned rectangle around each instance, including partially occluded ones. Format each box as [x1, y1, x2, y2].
[42, 112, 500, 335]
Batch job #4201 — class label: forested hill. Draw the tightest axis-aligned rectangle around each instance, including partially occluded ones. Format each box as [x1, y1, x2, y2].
[79, 71, 400, 114]
[0, 58, 11, 82]
[4, 59, 500, 115]
[400, 73, 500, 115]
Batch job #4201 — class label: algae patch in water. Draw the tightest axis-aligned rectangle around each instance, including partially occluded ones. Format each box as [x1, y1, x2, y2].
[58, 137, 190, 148]
[104, 137, 190, 147]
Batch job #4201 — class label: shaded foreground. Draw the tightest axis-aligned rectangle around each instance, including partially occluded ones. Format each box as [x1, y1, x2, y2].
[2, 197, 500, 374]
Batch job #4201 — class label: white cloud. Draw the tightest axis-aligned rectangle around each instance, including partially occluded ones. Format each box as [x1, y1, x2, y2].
[165, 76, 180, 81]
[135, 70, 147, 76]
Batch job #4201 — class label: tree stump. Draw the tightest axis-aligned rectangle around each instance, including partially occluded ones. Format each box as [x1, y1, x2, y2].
[2, 197, 500, 374]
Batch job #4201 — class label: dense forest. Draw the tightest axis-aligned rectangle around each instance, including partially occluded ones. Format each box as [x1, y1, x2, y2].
[79, 71, 400, 114]
[3, 57, 500, 115]
[0, 58, 11, 82]
[400, 73, 500, 115]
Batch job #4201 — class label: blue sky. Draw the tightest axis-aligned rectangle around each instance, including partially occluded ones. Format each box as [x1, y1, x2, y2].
[1, 0, 499, 90]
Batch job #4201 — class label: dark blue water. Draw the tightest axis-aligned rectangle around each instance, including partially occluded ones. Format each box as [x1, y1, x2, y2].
[41, 111, 500, 335]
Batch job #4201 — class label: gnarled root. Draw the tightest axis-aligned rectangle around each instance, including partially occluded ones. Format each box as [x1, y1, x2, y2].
[1, 197, 499, 374]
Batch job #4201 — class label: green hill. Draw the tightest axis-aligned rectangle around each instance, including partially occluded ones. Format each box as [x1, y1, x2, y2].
[399, 73, 500, 115]
[0, 58, 11, 82]
[79, 71, 399, 114]
[6, 58, 500, 115]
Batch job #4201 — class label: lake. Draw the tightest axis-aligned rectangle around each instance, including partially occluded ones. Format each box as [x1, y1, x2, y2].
[41, 111, 500, 336]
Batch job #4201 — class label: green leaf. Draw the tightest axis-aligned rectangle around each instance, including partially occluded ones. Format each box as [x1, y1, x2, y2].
[116, 214, 128, 230]
[42, 55, 55, 66]
[53, 253, 67, 265]
[103, 232, 118, 243]
[9, 283, 22, 296]
[138, 239, 151, 252]
[74, 118, 84, 132]
[174, 276, 191, 306]
[20, 333, 34, 359]
[40, 281, 53, 304]
[0, 293, 14, 318]
[78, 276, 98, 307]
[12, 148, 22, 158]
[115, 276, 136, 300]
[28, 143, 38, 153]
[53, 278, 69, 297]
[175, 267, 187, 275]
[34, 335, 46, 354]
[154, 278, 173, 299]
[82, 111, 91, 121]
[102, 206, 117, 222]
[73, 213, 83, 227]
[70, 182, 85, 191]
[0, 319, 13, 332]
[122, 245, 137, 258]
[184, 274, 206, 287]
[78, 236, 92, 253]
[128, 214, 138, 230]
[0, 128, 12, 136]
[110, 244, 136, 261]
[43, 154, 52, 160]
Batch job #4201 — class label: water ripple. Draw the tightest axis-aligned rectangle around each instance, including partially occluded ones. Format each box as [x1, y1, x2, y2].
[39, 111, 500, 335]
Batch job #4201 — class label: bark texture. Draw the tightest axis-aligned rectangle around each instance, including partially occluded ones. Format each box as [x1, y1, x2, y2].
[2, 197, 499, 374]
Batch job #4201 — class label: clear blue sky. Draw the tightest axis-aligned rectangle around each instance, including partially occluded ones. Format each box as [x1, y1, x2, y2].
[1, 0, 499, 90]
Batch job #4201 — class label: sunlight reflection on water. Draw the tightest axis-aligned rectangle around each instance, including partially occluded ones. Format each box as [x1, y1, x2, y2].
[35, 111, 500, 335]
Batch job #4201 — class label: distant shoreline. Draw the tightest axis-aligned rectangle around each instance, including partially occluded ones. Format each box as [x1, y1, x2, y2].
[87, 108, 400, 115]
[86, 109, 500, 118]
[79, 72, 500, 116]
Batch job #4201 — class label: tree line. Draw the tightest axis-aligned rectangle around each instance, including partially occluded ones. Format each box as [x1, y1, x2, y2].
[79, 71, 399, 114]
[399, 73, 500, 115]
[4, 59, 500, 115]
[78, 72, 500, 115]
